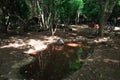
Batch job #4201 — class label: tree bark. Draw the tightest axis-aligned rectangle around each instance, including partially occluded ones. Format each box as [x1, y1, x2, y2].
[98, 0, 118, 37]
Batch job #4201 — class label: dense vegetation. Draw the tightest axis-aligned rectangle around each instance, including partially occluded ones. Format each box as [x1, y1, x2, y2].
[0, 0, 120, 36]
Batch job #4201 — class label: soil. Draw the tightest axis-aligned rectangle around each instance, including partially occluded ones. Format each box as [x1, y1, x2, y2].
[0, 25, 120, 80]
[64, 38, 120, 80]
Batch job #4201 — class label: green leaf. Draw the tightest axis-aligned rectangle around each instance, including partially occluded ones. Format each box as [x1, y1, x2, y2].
[76, 47, 83, 57]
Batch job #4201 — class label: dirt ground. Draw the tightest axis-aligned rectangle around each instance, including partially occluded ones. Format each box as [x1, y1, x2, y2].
[0, 25, 120, 80]
[64, 37, 120, 80]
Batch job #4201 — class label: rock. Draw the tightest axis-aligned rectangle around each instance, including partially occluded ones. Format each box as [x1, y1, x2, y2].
[57, 39, 65, 45]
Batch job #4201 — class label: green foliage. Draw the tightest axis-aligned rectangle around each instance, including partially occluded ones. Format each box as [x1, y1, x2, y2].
[111, 5, 120, 18]
[118, 0, 120, 5]
[68, 0, 84, 15]
[69, 47, 83, 71]
[15, 0, 31, 19]
[76, 47, 83, 58]
[42, 0, 84, 23]
[69, 60, 82, 71]
[1, 0, 119, 34]
[64, 0, 84, 22]
[82, 0, 120, 22]
[111, 0, 120, 18]
[83, 0, 99, 21]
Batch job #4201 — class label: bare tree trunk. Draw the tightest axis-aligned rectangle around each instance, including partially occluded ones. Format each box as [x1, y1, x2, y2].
[98, 0, 109, 37]
[51, 11, 60, 36]
[75, 10, 80, 24]
[99, 15, 106, 37]
[98, 0, 118, 37]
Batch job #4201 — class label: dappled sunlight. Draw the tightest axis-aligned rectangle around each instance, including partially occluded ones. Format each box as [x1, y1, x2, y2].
[0, 38, 26, 48]
[103, 58, 120, 64]
[20, 41, 92, 80]
[0, 36, 60, 54]
[66, 43, 81, 47]
[84, 57, 120, 64]
[27, 41, 91, 56]
[94, 37, 111, 43]
[0, 0, 120, 79]
[66, 43, 90, 49]
[114, 27, 120, 31]
[25, 36, 60, 54]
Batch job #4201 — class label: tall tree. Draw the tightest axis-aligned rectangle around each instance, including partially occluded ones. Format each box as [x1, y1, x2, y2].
[98, 0, 118, 37]
[83, 0, 119, 37]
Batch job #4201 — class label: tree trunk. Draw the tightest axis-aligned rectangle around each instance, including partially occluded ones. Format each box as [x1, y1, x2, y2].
[98, 0, 118, 37]
[1, 10, 7, 33]
[99, 16, 106, 37]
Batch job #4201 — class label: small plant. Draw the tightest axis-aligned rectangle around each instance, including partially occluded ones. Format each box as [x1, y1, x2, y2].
[69, 60, 82, 72]
[76, 47, 83, 61]
[69, 47, 83, 72]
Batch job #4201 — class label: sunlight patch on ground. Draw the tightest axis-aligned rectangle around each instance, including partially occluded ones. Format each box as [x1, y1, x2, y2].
[0, 38, 26, 48]
[0, 36, 60, 54]
[94, 37, 111, 43]
[24, 36, 60, 54]
[114, 27, 120, 31]
[103, 59, 120, 64]
[66, 43, 80, 47]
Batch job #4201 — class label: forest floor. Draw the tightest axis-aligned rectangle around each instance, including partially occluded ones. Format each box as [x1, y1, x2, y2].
[64, 37, 120, 80]
[0, 25, 120, 80]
